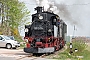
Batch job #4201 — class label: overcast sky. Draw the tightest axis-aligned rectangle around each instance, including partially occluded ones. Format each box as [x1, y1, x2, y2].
[20, 0, 90, 37]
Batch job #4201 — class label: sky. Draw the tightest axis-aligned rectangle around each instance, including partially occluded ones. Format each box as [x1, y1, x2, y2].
[19, 0, 90, 37]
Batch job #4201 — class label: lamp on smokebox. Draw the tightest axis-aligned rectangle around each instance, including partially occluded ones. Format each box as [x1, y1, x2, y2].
[38, 14, 43, 20]
[39, 15, 43, 20]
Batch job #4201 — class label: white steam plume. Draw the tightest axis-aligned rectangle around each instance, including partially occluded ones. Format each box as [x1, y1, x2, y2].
[34, 0, 78, 25]
[35, 0, 50, 11]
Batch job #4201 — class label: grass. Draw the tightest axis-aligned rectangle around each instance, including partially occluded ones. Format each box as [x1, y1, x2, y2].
[86, 43, 90, 51]
[80, 43, 90, 60]
[81, 50, 90, 60]
[50, 40, 90, 60]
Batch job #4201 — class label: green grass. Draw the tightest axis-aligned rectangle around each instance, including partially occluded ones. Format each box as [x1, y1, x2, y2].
[81, 50, 90, 60]
[80, 43, 90, 60]
[51, 40, 90, 60]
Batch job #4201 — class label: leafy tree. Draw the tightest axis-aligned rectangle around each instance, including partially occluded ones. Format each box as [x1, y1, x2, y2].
[0, 0, 30, 37]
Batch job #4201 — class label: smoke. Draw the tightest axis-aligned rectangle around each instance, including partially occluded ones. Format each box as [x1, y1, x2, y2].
[34, 0, 79, 25]
[35, 0, 50, 11]
[35, 0, 43, 5]
[54, 3, 79, 25]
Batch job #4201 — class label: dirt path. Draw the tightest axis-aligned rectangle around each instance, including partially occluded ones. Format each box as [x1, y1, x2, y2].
[0, 48, 56, 60]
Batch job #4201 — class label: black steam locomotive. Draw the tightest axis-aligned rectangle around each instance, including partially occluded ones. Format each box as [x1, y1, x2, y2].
[24, 6, 67, 53]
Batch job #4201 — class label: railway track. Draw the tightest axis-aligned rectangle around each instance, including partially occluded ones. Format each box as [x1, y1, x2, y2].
[16, 53, 49, 60]
[16, 45, 67, 60]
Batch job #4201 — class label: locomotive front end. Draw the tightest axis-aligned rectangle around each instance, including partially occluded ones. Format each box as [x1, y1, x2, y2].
[24, 6, 67, 53]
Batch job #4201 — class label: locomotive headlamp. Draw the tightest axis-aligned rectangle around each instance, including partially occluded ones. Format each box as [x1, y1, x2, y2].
[48, 29, 52, 32]
[39, 16, 43, 19]
[25, 28, 28, 32]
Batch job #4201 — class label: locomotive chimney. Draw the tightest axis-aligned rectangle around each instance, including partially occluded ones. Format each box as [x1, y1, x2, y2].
[35, 6, 43, 13]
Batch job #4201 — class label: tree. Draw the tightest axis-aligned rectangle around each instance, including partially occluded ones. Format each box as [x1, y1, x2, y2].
[0, 0, 30, 36]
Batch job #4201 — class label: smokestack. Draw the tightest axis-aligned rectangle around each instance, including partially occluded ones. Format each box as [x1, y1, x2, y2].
[35, 6, 43, 13]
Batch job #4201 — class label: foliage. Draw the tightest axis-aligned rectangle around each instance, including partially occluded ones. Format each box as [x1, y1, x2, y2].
[0, 32, 2, 34]
[14, 35, 25, 49]
[14, 35, 23, 42]
[0, 0, 30, 36]
[80, 50, 90, 60]
[71, 39, 87, 56]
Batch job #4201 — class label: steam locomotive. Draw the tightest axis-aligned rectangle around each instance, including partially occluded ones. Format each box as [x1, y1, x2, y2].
[24, 6, 67, 53]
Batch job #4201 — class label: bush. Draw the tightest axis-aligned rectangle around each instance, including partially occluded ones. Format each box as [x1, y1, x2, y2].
[71, 39, 87, 56]
[14, 35, 24, 42]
